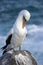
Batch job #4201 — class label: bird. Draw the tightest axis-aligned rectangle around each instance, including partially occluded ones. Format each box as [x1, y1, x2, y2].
[1, 10, 31, 54]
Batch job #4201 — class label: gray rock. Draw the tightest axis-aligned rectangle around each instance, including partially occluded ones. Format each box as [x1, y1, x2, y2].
[0, 50, 37, 65]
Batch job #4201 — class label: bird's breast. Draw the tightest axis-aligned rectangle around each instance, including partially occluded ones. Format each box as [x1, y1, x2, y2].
[11, 26, 27, 48]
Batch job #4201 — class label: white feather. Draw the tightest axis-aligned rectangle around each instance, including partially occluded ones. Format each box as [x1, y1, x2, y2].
[6, 10, 31, 49]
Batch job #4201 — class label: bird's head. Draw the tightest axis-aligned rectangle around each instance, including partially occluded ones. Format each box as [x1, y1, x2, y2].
[16, 10, 31, 29]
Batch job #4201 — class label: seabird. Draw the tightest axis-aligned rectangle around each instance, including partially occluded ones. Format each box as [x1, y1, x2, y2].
[2, 10, 31, 54]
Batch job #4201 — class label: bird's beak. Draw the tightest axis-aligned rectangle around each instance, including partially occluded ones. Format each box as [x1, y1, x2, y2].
[22, 16, 27, 28]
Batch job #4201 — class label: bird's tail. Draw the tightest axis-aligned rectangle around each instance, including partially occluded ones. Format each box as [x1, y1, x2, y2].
[0, 45, 7, 55]
[1, 44, 13, 55]
[1, 45, 7, 50]
[1, 45, 8, 55]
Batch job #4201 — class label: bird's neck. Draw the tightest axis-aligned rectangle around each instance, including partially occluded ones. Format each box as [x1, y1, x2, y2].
[16, 15, 23, 29]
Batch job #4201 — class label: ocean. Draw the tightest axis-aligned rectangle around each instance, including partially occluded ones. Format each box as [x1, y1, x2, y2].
[0, 0, 43, 65]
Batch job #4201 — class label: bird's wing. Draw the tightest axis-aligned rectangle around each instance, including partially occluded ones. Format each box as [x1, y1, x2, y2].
[2, 34, 12, 50]
[2, 28, 13, 50]
[6, 28, 13, 40]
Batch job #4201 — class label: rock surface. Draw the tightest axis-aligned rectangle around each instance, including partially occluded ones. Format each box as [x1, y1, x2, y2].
[0, 50, 37, 65]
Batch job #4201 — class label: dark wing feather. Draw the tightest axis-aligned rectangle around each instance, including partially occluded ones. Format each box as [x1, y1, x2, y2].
[2, 34, 12, 50]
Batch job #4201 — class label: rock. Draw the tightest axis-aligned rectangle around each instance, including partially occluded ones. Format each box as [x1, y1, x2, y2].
[0, 50, 37, 65]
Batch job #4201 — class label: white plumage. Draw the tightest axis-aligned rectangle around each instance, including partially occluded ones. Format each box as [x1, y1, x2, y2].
[11, 10, 30, 48]
[2, 10, 31, 53]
